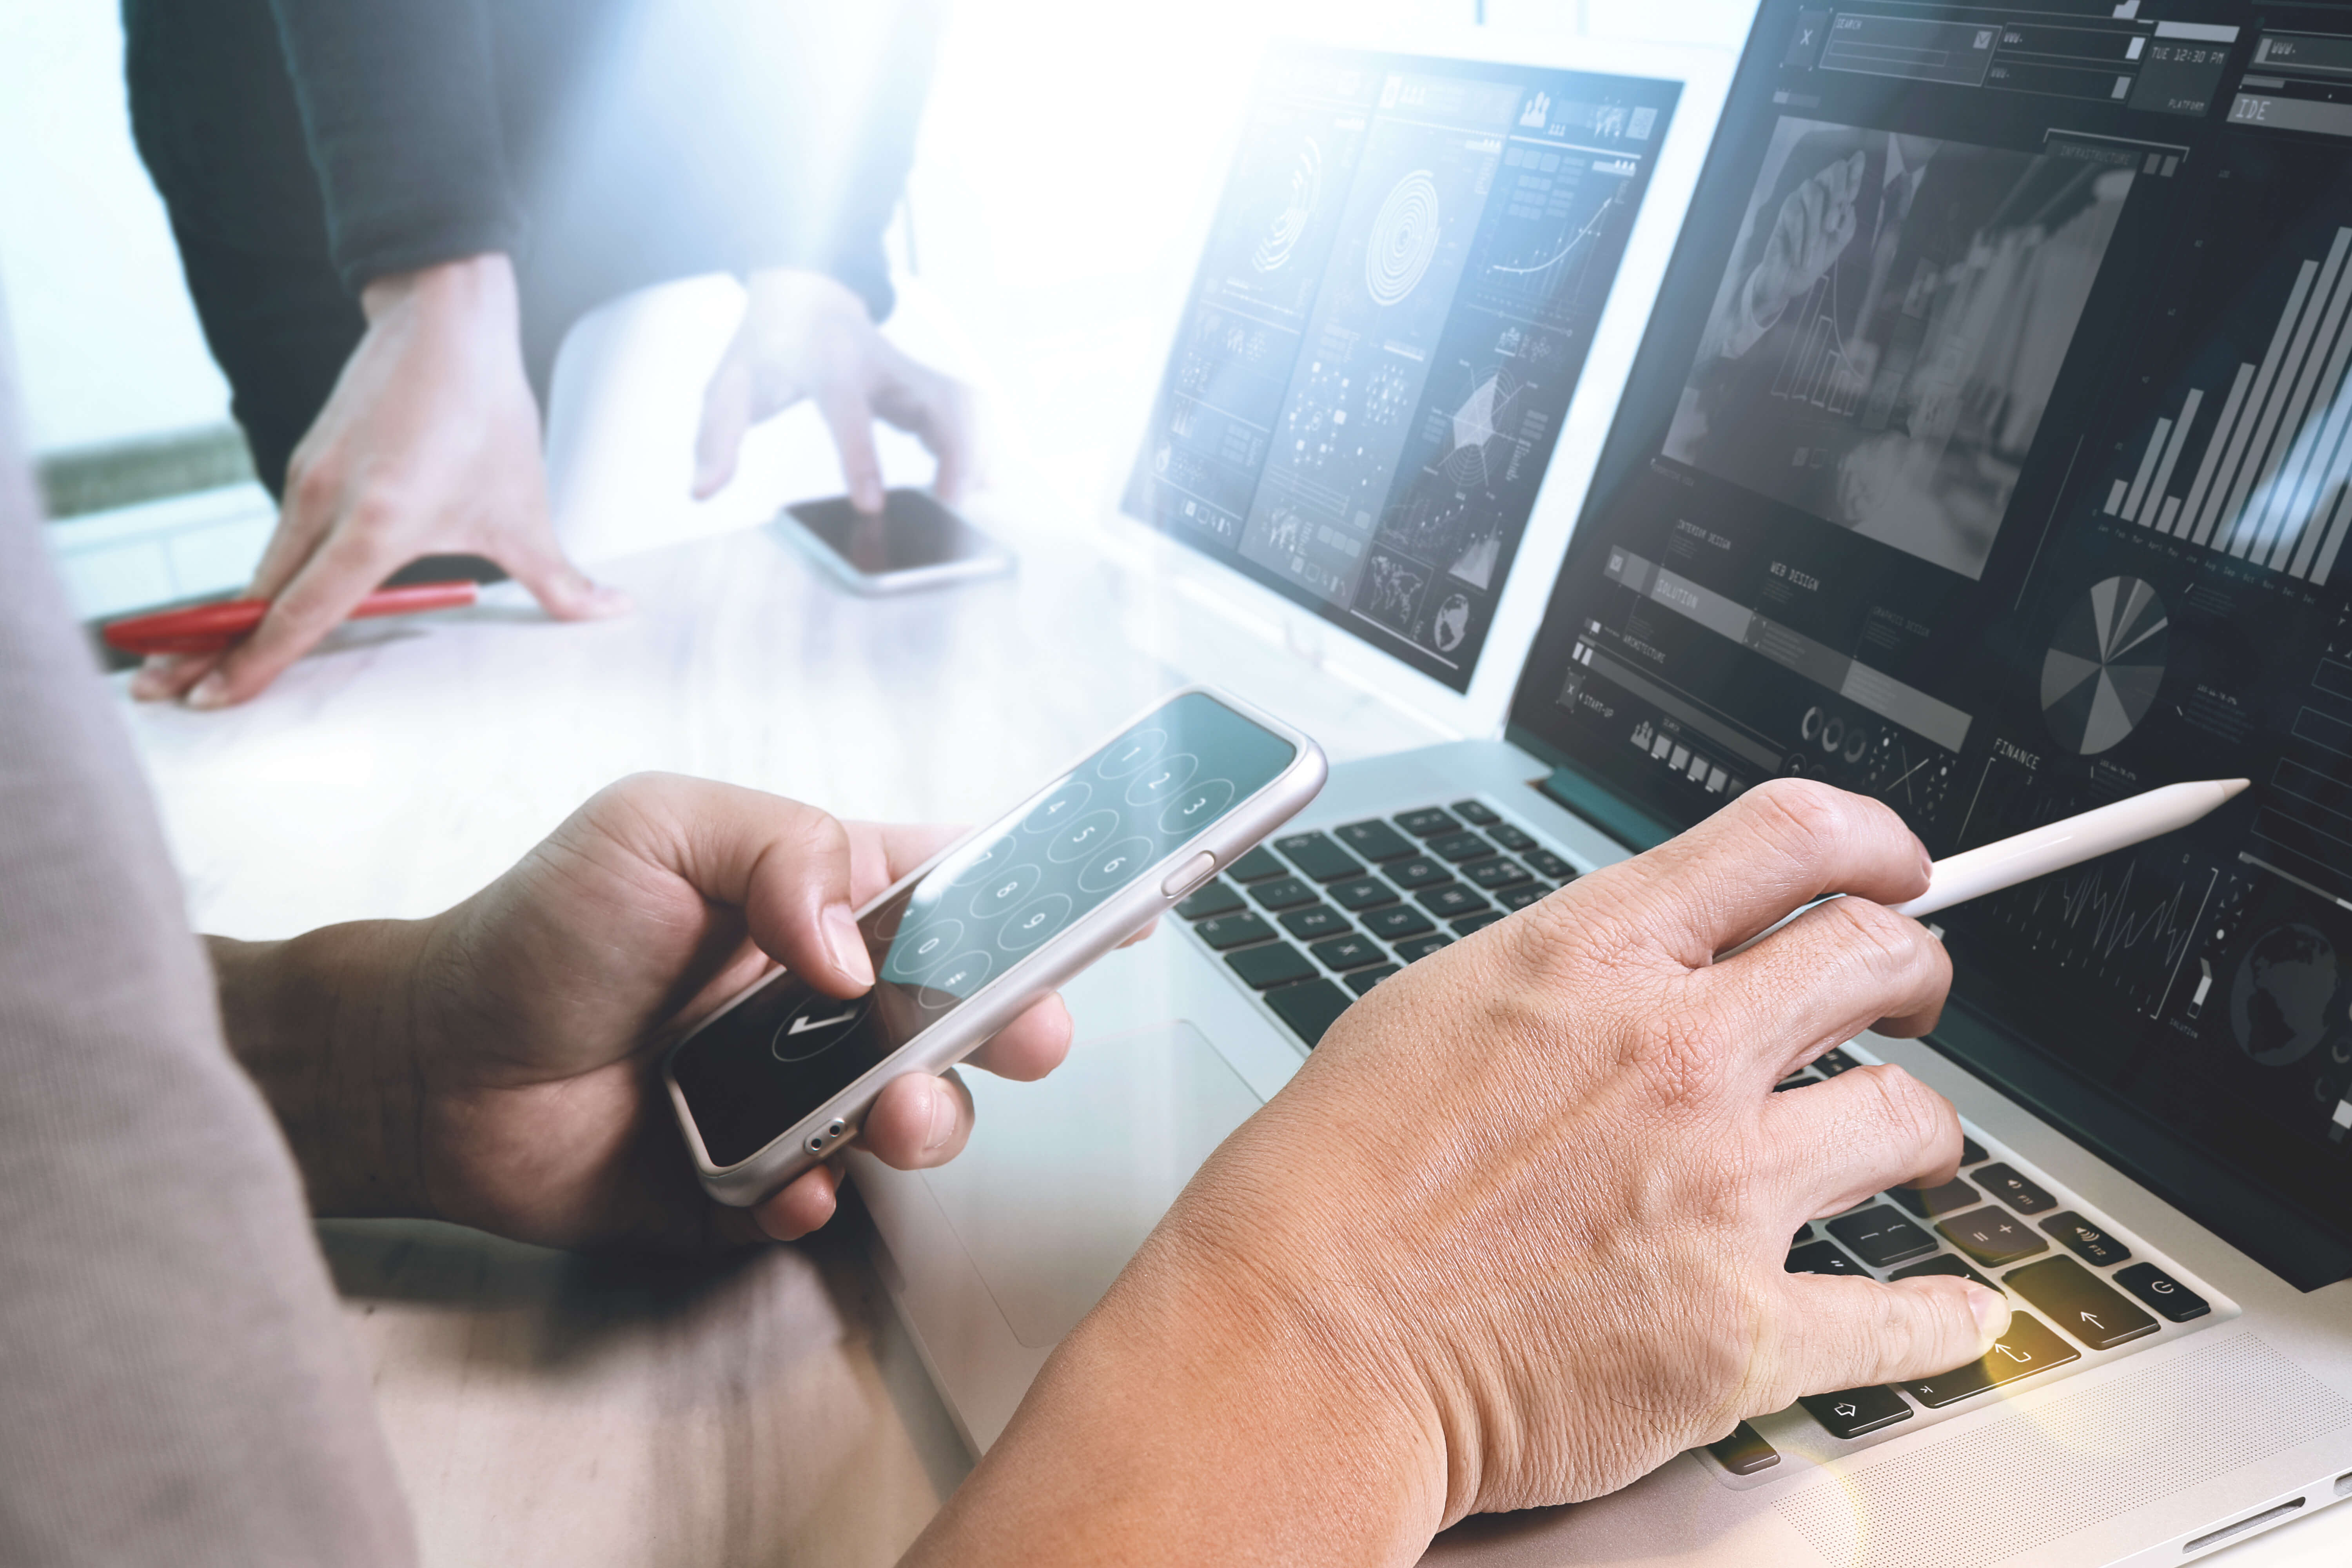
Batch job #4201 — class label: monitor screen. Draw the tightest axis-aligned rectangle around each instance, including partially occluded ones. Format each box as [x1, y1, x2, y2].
[1123, 45, 1683, 692]
[1510, 0, 2352, 1286]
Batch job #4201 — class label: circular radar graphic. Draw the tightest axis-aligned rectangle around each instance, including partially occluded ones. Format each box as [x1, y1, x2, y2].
[2040, 575, 2168, 756]
[1252, 138, 1321, 274]
[1365, 169, 1441, 307]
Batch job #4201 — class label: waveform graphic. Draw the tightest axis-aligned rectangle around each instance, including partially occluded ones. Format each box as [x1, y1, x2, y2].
[1998, 853, 2219, 1014]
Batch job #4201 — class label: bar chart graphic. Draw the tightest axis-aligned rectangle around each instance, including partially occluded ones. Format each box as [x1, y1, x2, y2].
[2103, 224, 2352, 584]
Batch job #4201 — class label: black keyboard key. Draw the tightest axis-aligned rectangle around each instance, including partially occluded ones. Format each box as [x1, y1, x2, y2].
[1451, 799, 1502, 826]
[1464, 857, 1533, 890]
[1361, 905, 1435, 941]
[1793, 1223, 1811, 1245]
[1489, 823, 1538, 852]
[1938, 1205, 2050, 1267]
[1787, 1240, 1866, 1277]
[1451, 911, 1502, 935]
[2040, 1211, 2130, 1267]
[1494, 882, 1549, 911]
[1227, 942, 1316, 990]
[2113, 1262, 2210, 1322]
[1264, 978, 1354, 1047]
[1249, 876, 1319, 911]
[1175, 880, 1243, 920]
[1902, 1310, 2078, 1408]
[1327, 876, 1400, 911]
[1812, 1047, 1864, 1077]
[1416, 883, 1489, 919]
[1704, 1422, 1780, 1475]
[1275, 831, 1365, 884]
[1345, 964, 1401, 995]
[1798, 1385, 1913, 1440]
[1387, 856, 1450, 889]
[1772, 1073, 1819, 1093]
[1973, 1163, 2057, 1214]
[2004, 1257, 2158, 1351]
[1227, 846, 1287, 883]
[1334, 819, 1416, 861]
[1427, 831, 1499, 864]
[1887, 1178, 1980, 1219]
[1524, 848, 1575, 880]
[1827, 1205, 1940, 1267]
[1394, 933, 1452, 962]
[1889, 1252, 1996, 1291]
[1194, 913, 1276, 950]
[1279, 904, 1348, 940]
[1309, 933, 1384, 971]
[1396, 807, 1462, 837]
[1960, 1135, 1989, 1165]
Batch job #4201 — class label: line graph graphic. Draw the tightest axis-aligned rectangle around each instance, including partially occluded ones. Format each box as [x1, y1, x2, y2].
[1994, 853, 2218, 1015]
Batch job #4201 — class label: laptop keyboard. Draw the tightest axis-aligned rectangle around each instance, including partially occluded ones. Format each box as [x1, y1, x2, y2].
[1173, 795, 1585, 1051]
[1703, 1042, 2233, 1481]
[1171, 797, 2234, 1482]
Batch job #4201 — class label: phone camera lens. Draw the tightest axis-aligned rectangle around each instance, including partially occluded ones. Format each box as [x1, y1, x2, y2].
[827, 1119, 847, 1137]
[807, 1134, 826, 1153]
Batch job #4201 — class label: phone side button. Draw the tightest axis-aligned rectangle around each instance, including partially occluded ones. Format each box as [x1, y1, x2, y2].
[1161, 851, 1218, 898]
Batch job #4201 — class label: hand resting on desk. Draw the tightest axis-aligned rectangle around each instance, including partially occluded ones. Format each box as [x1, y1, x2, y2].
[209, 773, 1081, 1248]
[914, 779, 2013, 1566]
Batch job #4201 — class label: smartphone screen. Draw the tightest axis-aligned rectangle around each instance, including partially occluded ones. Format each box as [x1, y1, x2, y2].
[788, 488, 999, 576]
[670, 693, 1298, 1167]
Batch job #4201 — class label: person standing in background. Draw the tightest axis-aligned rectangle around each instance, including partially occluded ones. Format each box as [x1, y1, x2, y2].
[122, 0, 974, 708]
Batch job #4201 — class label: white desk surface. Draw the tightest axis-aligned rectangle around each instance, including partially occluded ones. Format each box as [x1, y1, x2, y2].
[118, 489, 2345, 1566]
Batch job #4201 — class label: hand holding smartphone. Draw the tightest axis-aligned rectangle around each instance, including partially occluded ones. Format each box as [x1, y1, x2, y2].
[665, 688, 1327, 1205]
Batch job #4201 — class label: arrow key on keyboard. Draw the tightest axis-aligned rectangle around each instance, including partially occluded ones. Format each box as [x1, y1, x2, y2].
[2003, 1256, 2157, 1351]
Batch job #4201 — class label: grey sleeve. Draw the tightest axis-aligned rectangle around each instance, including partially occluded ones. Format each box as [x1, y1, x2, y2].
[0, 329, 413, 1559]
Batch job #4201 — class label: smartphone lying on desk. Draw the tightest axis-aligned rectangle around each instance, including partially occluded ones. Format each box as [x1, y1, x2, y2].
[777, 487, 1013, 594]
[664, 686, 1327, 1206]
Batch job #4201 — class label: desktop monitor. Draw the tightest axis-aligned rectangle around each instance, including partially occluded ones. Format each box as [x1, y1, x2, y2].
[1116, 31, 1736, 738]
[1509, 0, 2350, 1286]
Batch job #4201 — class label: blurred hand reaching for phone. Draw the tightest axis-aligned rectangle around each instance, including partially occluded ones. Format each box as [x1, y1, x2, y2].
[209, 775, 1089, 1249]
[131, 254, 629, 710]
[693, 268, 976, 514]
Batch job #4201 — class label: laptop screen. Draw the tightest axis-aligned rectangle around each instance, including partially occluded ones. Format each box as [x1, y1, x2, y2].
[1123, 45, 1682, 693]
[1510, 0, 2352, 1286]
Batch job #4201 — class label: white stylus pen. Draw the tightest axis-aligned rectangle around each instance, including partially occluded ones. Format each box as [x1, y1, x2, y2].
[1719, 778, 2249, 957]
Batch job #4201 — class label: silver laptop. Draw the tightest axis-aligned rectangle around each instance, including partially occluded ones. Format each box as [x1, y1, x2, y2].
[854, 8, 2352, 1563]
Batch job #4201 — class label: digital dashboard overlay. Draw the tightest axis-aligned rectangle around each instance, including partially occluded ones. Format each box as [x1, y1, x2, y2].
[1512, 0, 2352, 1280]
[1125, 47, 1683, 692]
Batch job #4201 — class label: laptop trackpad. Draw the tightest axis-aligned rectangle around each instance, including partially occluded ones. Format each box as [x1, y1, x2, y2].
[918, 1021, 1263, 1349]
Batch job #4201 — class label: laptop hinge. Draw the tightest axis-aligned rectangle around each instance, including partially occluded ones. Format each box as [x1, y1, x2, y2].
[1536, 767, 1679, 852]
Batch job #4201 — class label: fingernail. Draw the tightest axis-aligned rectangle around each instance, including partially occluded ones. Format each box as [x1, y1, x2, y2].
[924, 1080, 956, 1152]
[1916, 839, 1935, 881]
[586, 583, 633, 618]
[1968, 1285, 2011, 1341]
[187, 673, 230, 710]
[822, 903, 874, 989]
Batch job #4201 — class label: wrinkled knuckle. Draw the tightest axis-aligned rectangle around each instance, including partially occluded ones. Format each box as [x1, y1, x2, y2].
[1740, 777, 1856, 867]
[1856, 1063, 1951, 1151]
[288, 455, 338, 514]
[1634, 1006, 1731, 1109]
[1825, 896, 1935, 976]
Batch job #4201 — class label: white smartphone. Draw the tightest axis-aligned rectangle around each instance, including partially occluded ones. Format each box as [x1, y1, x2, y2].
[664, 686, 1327, 1206]
[777, 488, 1014, 595]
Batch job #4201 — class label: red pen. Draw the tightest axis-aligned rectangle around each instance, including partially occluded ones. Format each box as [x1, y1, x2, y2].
[102, 581, 480, 656]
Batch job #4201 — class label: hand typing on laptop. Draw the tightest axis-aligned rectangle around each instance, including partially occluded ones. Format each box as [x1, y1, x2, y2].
[912, 780, 2009, 1565]
[205, 773, 1083, 1248]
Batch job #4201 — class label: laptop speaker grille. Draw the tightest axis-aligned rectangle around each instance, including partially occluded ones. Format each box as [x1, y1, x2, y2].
[1775, 1334, 2351, 1568]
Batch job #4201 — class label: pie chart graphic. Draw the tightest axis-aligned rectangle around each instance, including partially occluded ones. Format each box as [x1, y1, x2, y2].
[2040, 575, 2168, 756]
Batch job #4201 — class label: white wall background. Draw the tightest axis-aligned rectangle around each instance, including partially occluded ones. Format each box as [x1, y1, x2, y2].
[0, 4, 232, 454]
